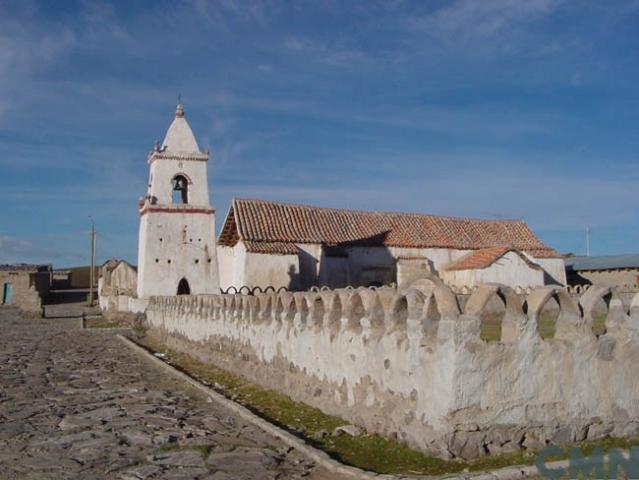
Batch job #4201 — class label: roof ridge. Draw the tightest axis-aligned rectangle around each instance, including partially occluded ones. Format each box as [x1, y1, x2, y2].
[233, 197, 525, 224]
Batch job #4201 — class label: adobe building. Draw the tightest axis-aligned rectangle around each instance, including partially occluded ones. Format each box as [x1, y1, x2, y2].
[0, 264, 51, 313]
[137, 102, 220, 298]
[565, 254, 639, 289]
[217, 198, 566, 291]
[98, 259, 138, 311]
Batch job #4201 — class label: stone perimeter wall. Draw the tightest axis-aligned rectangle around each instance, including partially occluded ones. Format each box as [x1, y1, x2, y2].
[144, 278, 639, 460]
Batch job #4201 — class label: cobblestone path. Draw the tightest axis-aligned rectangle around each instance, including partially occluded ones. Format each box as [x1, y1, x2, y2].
[0, 309, 334, 480]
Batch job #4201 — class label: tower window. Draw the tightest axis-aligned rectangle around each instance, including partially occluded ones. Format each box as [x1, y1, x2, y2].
[172, 175, 189, 204]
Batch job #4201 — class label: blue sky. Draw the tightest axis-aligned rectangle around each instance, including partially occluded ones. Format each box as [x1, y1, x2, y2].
[1, 0, 638, 267]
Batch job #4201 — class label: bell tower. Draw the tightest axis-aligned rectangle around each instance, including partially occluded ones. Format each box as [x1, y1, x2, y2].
[137, 101, 219, 298]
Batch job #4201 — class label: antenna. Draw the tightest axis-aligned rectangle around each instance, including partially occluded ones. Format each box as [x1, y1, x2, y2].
[586, 226, 591, 257]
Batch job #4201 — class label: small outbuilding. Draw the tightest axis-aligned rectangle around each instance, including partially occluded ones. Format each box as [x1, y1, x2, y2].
[565, 254, 639, 288]
[0, 264, 51, 313]
[98, 259, 138, 311]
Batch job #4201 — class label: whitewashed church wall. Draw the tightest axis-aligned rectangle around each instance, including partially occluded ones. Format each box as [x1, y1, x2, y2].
[217, 244, 247, 290]
[138, 211, 219, 297]
[442, 251, 546, 289]
[296, 243, 322, 289]
[243, 252, 299, 290]
[535, 257, 568, 285]
[148, 160, 210, 206]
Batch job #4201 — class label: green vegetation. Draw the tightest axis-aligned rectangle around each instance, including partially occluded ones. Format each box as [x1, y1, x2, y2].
[134, 335, 471, 475]
[480, 312, 608, 342]
[87, 320, 123, 329]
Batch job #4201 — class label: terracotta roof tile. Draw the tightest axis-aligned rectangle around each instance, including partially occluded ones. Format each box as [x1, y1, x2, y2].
[445, 247, 542, 271]
[244, 241, 299, 255]
[218, 198, 563, 258]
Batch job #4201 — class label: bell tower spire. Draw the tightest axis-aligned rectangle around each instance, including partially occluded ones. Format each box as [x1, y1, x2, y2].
[136, 101, 220, 298]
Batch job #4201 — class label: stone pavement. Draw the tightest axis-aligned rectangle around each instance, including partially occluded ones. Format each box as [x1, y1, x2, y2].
[0, 308, 339, 480]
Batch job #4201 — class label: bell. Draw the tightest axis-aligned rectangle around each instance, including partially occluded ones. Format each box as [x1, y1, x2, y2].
[173, 177, 187, 191]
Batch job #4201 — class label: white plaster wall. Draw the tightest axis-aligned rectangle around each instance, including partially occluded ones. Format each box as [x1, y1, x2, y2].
[224, 241, 565, 292]
[389, 247, 474, 274]
[244, 252, 299, 290]
[217, 244, 247, 290]
[442, 252, 545, 289]
[577, 269, 639, 287]
[111, 262, 137, 295]
[138, 210, 219, 297]
[318, 256, 349, 288]
[145, 285, 639, 456]
[536, 257, 567, 285]
[296, 243, 321, 289]
[148, 158, 210, 206]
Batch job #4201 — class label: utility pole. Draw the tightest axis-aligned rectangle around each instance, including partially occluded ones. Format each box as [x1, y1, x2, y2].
[89, 217, 96, 306]
[586, 226, 591, 257]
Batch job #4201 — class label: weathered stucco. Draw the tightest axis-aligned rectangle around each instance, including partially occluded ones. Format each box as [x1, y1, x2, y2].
[441, 251, 545, 289]
[0, 268, 49, 313]
[145, 280, 639, 459]
[572, 269, 639, 289]
[217, 241, 567, 292]
[99, 260, 138, 311]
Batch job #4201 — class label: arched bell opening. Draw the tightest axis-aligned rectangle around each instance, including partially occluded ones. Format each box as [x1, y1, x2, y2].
[171, 174, 189, 204]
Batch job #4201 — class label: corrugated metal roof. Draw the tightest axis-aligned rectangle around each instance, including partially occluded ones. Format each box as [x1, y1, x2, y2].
[565, 254, 639, 271]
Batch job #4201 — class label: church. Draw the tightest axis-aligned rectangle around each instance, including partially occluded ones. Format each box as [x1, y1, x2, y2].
[136, 103, 566, 299]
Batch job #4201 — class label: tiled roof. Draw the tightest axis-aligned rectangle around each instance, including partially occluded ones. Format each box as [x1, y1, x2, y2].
[218, 198, 563, 258]
[445, 247, 542, 271]
[244, 241, 299, 255]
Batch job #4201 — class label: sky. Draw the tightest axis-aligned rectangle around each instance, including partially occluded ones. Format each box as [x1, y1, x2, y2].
[0, 0, 638, 267]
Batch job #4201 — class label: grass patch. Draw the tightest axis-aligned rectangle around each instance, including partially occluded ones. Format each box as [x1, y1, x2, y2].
[86, 319, 124, 329]
[133, 335, 470, 475]
[592, 313, 607, 336]
[131, 334, 637, 476]
[480, 312, 609, 342]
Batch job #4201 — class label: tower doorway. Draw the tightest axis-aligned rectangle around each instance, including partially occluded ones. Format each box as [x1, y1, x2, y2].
[177, 278, 191, 295]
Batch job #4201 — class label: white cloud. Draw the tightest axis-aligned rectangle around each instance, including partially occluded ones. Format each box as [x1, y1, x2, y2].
[410, 0, 561, 48]
[187, 0, 276, 26]
[0, 235, 65, 263]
